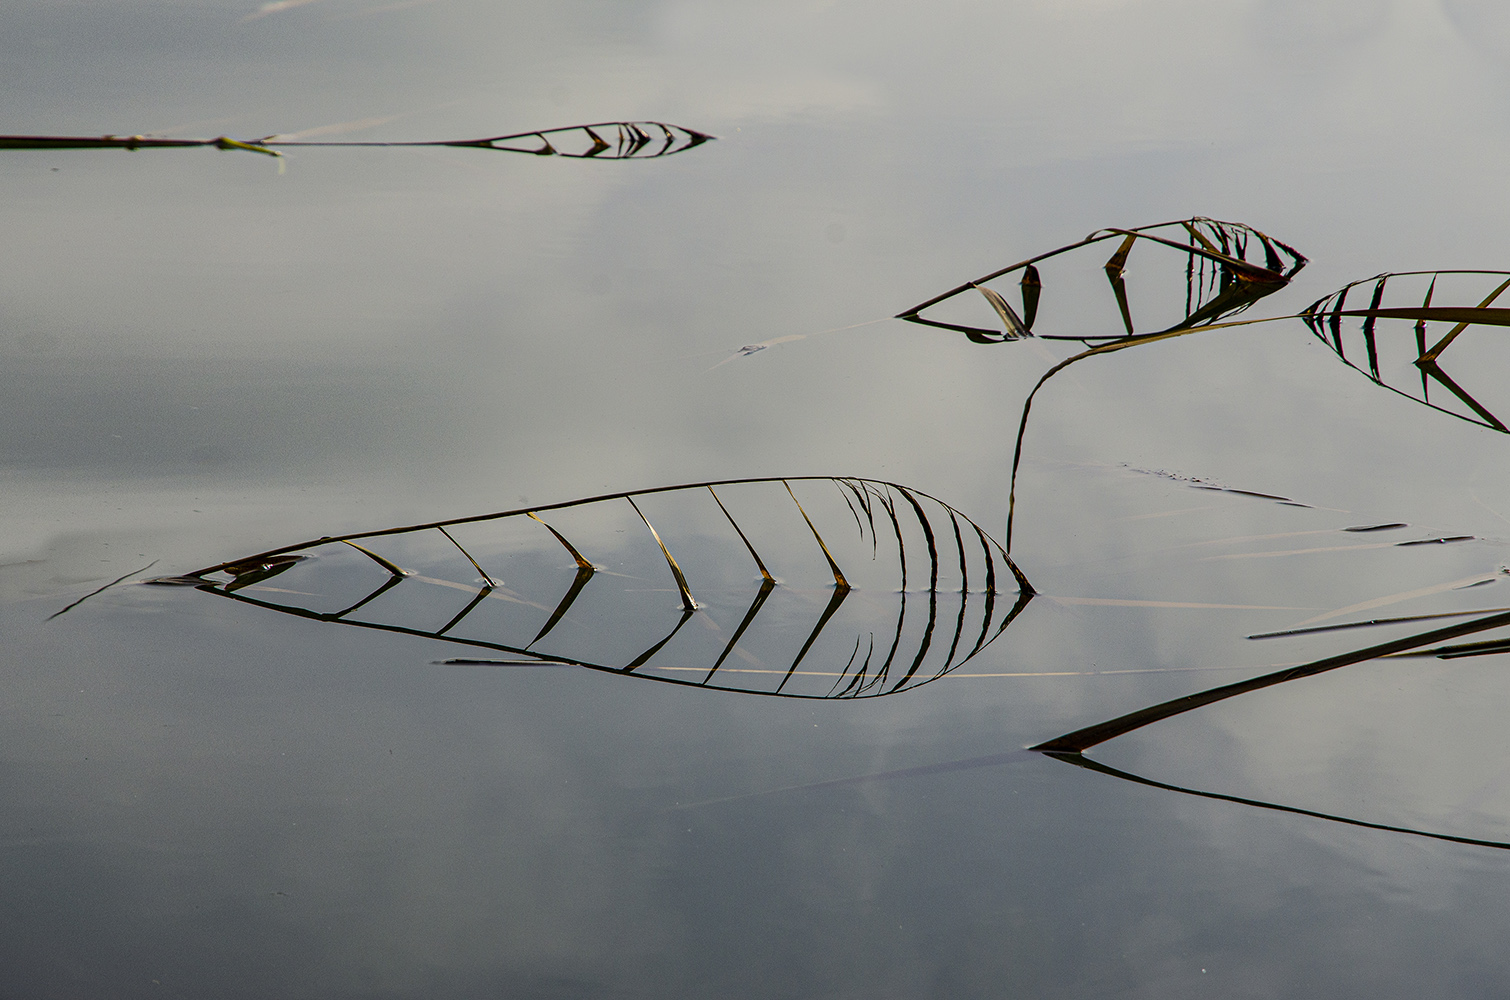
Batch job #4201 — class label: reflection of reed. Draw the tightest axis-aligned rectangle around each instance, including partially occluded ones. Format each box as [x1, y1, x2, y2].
[162, 477, 1033, 699]
[1033, 607, 1510, 753]
[1044, 751, 1510, 851]
[1302, 271, 1510, 433]
[1026, 603, 1510, 849]
[0, 121, 713, 160]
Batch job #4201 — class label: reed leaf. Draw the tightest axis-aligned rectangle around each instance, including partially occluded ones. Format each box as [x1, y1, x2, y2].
[0, 121, 713, 162]
[896, 217, 1306, 344]
[158, 477, 1031, 700]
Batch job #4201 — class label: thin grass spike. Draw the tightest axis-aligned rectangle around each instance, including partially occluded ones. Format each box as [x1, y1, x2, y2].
[784, 481, 851, 590]
[626, 496, 698, 611]
[342, 540, 405, 576]
[708, 487, 773, 582]
[437, 525, 499, 587]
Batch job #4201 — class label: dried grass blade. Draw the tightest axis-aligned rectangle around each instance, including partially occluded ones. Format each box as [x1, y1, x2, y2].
[783, 481, 850, 590]
[1020, 265, 1042, 331]
[1104, 234, 1138, 336]
[341, 540, 406, 576]
[972, 283, 1029, 339]
[1418, 275, 1436, 399]
[1032, 608, 1510, 752]
[708, 487, 773, 582]
[437, 525, 499, 587]
[626, 497, 698, 610]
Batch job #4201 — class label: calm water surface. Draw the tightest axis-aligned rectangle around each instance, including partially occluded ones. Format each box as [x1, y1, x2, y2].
[5, 1, 1510, 996]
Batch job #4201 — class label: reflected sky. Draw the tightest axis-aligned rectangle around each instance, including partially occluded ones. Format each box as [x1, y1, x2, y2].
[5, 1, 1510, 997]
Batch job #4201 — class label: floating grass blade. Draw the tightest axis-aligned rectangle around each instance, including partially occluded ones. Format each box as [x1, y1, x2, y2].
[973, 284, 1030, 340]
[627, 496, 698, 611]
[1031, 608, 1510, 753]
[708, 487, 773, 583]
[0, 121, 713, 163]
[437, 525, 499, 588]
[170, 477, 1027, 699]
[897, 217, 1305, 343]
[341, 540, 405, 576]
[526, 511, 594, 570]
[783, 481, 850, 591]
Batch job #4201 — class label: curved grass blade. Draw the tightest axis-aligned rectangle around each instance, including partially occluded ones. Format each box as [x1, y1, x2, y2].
[897, 217, 1305, 343]
[1031, 608, 1510, 753]
[168, 477, 1029, 700]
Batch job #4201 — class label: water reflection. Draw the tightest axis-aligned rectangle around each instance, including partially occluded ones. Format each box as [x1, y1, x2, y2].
[1032, 595, 1510, 850]
[1303, 270, 1510, 432]
[154, 477, 1032, 699]
[0, 120, 713, 160]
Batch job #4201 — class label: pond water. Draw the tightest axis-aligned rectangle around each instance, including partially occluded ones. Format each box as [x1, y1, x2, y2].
[6, 1, 1510, 996]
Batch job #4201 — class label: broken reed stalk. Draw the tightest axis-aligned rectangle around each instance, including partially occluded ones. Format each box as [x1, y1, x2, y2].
[0, 121, 714, 160]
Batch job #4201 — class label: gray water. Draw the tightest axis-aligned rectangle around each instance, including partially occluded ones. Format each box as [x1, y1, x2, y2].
[6, 1, 1510, 996]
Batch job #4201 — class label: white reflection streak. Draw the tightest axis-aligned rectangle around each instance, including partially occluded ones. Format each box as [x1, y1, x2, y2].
[242, 0, 326, 21]
[704, 318, 890, 372]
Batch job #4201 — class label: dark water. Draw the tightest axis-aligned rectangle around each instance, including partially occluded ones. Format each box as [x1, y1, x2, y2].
[6, 1, 1510, 996]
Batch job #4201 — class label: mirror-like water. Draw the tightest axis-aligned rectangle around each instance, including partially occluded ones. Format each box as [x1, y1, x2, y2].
[6, 1, 1510, 996]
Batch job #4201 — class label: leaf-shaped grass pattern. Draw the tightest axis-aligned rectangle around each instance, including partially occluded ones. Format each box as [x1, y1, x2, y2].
[0, 121, 713, 161]
[165, 477, 1032, 699]
[897, 217, 1306, 344]
[1302, 270, 1510, 432]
